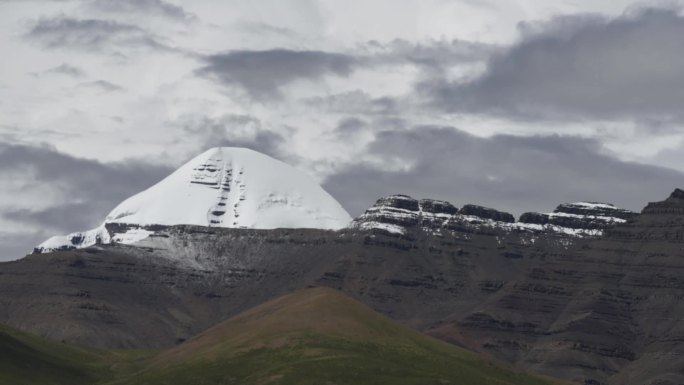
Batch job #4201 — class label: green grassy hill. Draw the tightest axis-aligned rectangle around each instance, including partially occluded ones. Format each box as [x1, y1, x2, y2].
[0, 323, 110, 385]
[0, 288, 570, 385]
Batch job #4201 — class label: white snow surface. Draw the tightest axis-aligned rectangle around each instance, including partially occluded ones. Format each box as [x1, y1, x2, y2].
[36, 147, 352, 253]
[105, 147, 351, 229]
[37, 225, 110, 252]
[358, 221, 406, 235]
[568, 202, 617, 209]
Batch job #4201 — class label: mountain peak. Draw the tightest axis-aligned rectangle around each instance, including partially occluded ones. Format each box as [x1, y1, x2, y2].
[669, 188, 684, 200]
[35, 147, 351, 253]
[640, 188, 684, 216]
[105, 146, 350, 229]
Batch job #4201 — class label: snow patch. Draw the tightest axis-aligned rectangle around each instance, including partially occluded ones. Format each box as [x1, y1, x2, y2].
[358, 221, 406, 235]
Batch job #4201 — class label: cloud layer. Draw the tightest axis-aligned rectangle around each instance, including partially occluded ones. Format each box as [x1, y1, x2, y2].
[423, 7, 684, 121]
[198, 49, 356, 100]
[87, 0, 195, 22]
[24, 16, 175, 52]
[325, 126, 684, 216]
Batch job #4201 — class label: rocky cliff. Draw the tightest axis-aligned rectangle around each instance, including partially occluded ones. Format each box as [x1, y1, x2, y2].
[352, 194, 635, 238]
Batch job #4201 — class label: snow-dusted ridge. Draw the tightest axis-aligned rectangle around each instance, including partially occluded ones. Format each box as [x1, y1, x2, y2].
[35, 147, 352, 253]
[351, 195, 637, 238]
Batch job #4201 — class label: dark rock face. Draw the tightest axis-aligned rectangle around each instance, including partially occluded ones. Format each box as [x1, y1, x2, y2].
[353, 194, 632, 238]
[460, 204, 515, 223]
[352, 195, 518, 236]
[670, 188, 684, 200]
[353, 195, 420, 229]
[555, 202, 637, 220]
[641, 189, 684, 216]
[519, 202, 638, 231]
[518, 212, 550, 225]
[375, 194, 420, 211]
[454, 189, 684, 385]
[419, 199, 458, 215]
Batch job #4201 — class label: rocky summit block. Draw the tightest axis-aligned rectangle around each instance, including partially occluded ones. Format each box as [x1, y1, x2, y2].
[641, 188, 684, 216]
[519, 201, 637, 231]
[355, 194, 636, 238]
[352, 195, 524, 238]
[376, 194, 421, 211]
[459, 204, 515, 223]
[555, 202, 637, 220]
[419, 199, 458, 215]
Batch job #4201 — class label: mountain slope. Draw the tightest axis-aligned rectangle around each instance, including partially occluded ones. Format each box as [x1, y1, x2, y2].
[108, 287, 564, 385]
[0, 288, 566, 385]
[0, 323, 111, 385]
[36, 147, 351, 253]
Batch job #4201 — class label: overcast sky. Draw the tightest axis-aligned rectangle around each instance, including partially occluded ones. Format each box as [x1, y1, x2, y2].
[2, 0, 684, 259]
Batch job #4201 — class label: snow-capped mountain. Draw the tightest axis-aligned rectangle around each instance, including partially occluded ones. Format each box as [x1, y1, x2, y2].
[35, 147, 352, 253]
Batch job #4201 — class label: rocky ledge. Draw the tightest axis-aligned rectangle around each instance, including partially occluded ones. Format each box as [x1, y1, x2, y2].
[352, 194, 637, 237]
[519, 202, 637, 230]
[350, 195, 458, 235]
[641, 188, 684, 216]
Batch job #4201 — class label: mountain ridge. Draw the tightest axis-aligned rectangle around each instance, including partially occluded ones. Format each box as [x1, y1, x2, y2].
[351, 193, 636, 238]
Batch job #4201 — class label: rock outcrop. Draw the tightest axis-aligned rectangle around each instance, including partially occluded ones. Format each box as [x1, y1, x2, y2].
[350, 195, 462, 235]
[519, 201, 637, 232]
[460, 204, 515, 223]
[352, 194, 633, 238]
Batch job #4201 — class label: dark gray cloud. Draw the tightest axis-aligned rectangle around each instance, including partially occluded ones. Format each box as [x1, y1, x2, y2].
[44, 63, 86, 78]
[3, 203, 101, 233]
[360, 38, 497, 69]
[24, 16, 175, 53]
[179, 114, 286, 159]
[422, 6, 684, 121]
[197, 49, 356, 100]
[77, 80, 124, 92]
[305, 90, 399, 115]
[234, 21, 298, 37]
[86, 0, 196, 22]
[0, 232, 48, 262]
[197, 40, 496, 102]
[334, 117, 368, 137]
[324, 126, 684, 217]
[0, 143, 172, 260]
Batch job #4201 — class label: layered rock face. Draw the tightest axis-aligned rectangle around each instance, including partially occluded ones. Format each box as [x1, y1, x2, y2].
[460, 204, 515, 223]
[352, 194, 634, 237]
[350, 195, 460, 235]
[453, 190, 684, 385]
[519, 201, 637, 231]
